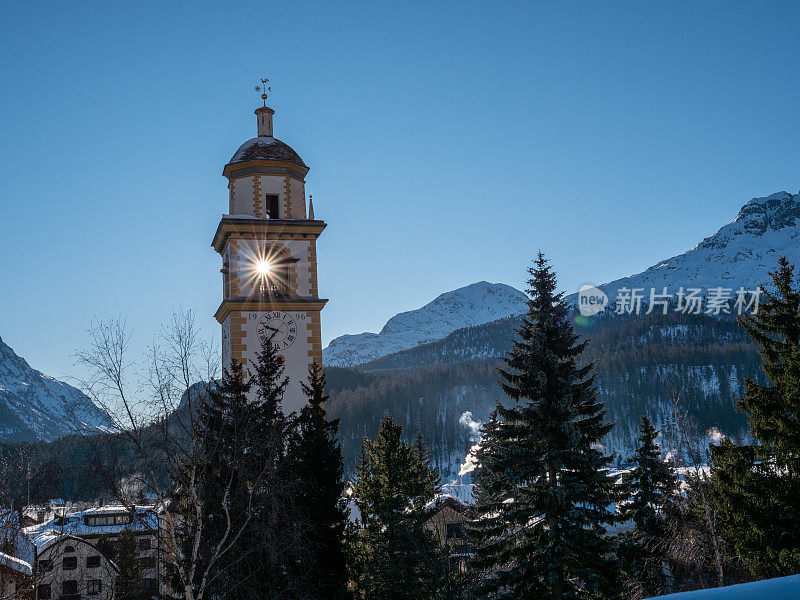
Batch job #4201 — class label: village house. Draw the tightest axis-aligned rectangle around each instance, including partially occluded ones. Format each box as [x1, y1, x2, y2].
[24, 505, 162, 599]
[424, 495, 471, 568]
[32, 536, 117, 600]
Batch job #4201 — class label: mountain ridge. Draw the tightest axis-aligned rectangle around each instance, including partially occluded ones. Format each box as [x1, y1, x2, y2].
[323, 281, 528, 366]
[0, 336, 115, 442]
[588, 191, 800, 301]
[327, 190, 800, 369]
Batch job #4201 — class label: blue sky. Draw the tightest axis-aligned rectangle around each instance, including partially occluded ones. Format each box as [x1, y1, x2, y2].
[2, 1, 800, 380]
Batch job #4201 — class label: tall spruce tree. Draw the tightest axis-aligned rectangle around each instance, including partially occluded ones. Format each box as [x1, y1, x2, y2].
[351, 416, 443, 600]
[244, 337, 310, 599]
[710, 256, 800, 575]
[285, 363, 349, 599]
[709, 440, 773, 578]
[618, 416, 676, 598]
[469, 253, 617, 600]
[738, 256, 800, 473]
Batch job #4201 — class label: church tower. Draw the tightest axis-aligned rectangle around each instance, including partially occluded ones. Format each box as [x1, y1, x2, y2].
[212, 91, 326, 414]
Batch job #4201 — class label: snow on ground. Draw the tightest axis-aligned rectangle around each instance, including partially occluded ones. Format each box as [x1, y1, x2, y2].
[645, 575, 800, 599]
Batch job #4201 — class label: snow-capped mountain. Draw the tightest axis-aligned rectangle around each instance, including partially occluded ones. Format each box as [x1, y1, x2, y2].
[0, 337, 115, 442]
[323, 281, 529, 366]
[589, 191, 800, 302]
[326, 191, 800, 369]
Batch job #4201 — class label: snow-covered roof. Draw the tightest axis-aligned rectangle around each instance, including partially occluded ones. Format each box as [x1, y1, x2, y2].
[425, 494, 467, 512]
[0, 551, 32, 576]
[23, 505, 158, 552]
[0, 513, 35, 564]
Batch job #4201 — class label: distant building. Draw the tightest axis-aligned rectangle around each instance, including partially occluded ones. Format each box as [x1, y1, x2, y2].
[1, 510, 35, 600]
[24, 505, 162, 599]
[424, 495, 472, 567]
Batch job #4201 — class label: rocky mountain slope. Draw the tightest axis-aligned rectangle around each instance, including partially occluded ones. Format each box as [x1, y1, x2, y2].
[0, 337, 115, 442]
[588, 191, 800, 302]
[323, 281, 528, 366]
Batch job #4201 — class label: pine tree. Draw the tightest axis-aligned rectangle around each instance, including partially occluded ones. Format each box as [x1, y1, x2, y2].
[412, 431, 441, 502]
[285, 363, 349, 599]
[469, 253, 618, 600]
[712, 256, 800, 574]
[709, 440, 771, 577]
[618, 416, 676, 598]
[242, 337, 309, 599]
[738, 256, 800, 473]
[112, 530, 147, 600]
[351, 416, 443, 600]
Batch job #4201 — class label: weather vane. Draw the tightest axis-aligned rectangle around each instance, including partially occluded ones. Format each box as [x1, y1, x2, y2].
[254, 77, 271, 107]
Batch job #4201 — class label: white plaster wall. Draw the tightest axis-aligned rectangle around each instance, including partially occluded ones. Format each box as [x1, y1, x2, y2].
[230, 175, 306, 219]
[230, 176, 255, 215]
[242, 310, 312, 414]
[290, 178, 306, 218]
[39, 540, 116, 600]
[259, 175, 285, 218]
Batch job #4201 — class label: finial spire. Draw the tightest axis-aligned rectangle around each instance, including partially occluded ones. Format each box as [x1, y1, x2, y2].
[308, 195, 315, 220]
[254, 77, 271, 107]
[254, 77, 275, 137]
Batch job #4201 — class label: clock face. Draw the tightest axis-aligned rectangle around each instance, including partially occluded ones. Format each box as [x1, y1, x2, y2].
[257, 311, 298, 350]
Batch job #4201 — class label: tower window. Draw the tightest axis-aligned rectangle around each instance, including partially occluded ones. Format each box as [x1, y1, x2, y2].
[258, 260, 289, 298]
[265, 194, 279, 219]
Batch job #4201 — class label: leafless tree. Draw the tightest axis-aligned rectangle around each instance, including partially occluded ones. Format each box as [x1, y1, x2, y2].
[73, 310, 282, 600]
[661, 382, 727, 590]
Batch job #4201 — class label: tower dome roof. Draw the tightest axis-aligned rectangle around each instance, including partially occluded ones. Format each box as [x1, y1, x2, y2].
[227, 136, 307, 168]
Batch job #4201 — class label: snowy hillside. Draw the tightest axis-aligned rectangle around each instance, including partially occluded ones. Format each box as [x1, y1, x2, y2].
[0, 337, 115, 442]
[588, 191, 800, 303]
[323, 281, 528, 366]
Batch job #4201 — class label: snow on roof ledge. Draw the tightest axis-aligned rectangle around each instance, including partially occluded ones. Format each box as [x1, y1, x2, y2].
[645, 574, 800, 600]
[0, 552, 32, 576]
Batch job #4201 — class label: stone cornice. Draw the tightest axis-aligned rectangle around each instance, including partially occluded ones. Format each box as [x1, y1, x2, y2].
[211, 218, 327, 253]
[215, 297, 329, 323]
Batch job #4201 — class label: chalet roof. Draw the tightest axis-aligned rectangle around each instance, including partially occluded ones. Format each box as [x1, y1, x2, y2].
[0, 551, 32, 576]
[23, 505, 158, 551]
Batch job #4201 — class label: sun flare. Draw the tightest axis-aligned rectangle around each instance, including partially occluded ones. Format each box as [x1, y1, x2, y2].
[255, 259, 273, 275]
